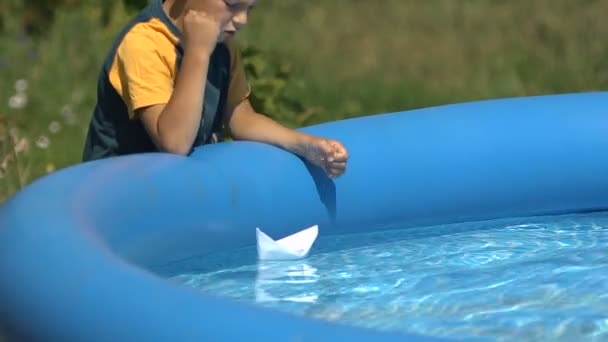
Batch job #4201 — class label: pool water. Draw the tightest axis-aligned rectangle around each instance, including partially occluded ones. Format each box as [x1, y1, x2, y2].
[170, 213, 608, 342]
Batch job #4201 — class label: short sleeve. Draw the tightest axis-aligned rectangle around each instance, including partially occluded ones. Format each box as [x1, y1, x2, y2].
[225, 40, 252, 110]
[114, 29, 174, 118]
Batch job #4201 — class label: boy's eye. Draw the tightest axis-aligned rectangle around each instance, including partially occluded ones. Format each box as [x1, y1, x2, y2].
[224, 0, 240, 7]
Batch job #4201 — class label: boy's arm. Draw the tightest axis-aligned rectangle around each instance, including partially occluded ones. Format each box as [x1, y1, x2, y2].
[225, 98, 310, 154]
[136, 50, 210, 155]
[136, 5, 230, 155]
[225, 98, 349, 178]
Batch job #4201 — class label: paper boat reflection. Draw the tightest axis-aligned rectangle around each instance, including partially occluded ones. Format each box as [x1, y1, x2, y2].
[254, 262, 319, 304]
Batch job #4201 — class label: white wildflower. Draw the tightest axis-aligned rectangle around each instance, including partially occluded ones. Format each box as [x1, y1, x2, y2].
[1, 155, 13, 175]
[35, 135, 50, 149]
[8, 93, 28, 109]
[60, 105, 73, 117]
[49, 121, 62, 134]
[46, 163, 55, 173]
[13, 137, 30, 154]
[15, 79, 28, 93]
[60, 105, 78, 125]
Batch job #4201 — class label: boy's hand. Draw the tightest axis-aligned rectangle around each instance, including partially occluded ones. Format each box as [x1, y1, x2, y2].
[298, 136, 349, 179]
[182, 0, 231, 54]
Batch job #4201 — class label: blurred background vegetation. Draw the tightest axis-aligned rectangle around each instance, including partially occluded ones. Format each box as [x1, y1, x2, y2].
[1, 0, 607, 203]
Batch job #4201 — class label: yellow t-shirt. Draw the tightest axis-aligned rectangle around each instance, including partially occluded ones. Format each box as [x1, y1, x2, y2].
[107, 17, 251, 119]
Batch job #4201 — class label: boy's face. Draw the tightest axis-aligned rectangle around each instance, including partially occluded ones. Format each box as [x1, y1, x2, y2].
[220, 0, 256, 42]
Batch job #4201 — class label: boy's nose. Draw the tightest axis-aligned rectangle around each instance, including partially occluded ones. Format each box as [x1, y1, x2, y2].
[233, 10, 248, 28]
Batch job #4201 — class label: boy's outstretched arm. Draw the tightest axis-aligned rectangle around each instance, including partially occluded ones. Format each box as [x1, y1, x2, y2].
[225, 98, 349, 178]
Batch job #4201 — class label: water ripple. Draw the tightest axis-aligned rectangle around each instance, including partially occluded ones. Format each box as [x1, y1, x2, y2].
[171, 212, 608, 341]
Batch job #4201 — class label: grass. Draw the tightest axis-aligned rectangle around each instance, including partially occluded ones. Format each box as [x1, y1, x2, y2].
[1, 0, 608, 202]
[239, 0, 608, 117]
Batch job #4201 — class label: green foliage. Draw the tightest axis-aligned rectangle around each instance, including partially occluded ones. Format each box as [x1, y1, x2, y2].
[123, 0, 151, 12]
[241, 44, 318, 128]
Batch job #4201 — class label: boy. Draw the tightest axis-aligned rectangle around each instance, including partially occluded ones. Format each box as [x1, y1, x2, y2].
[82, 0, 348, 178]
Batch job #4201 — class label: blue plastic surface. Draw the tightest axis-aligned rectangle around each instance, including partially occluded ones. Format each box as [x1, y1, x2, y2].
[1, 92, 608, 341]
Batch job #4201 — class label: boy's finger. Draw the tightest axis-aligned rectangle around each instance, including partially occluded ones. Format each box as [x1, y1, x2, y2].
[328, 169, 345, 178]
[332, 153, 348, 162]
[330, 161, 346, 169]
[329, 164, 346, 176]
[330, 149, 348, 161]
[333, 145, 349, 160]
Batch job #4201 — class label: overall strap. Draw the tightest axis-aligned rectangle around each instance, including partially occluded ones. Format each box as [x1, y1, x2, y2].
[198, 43, 230, 145]
[174, 43, 230, 148]
[200, 80, 221, 144]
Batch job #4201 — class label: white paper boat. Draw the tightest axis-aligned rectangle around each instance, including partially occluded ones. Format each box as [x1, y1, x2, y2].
[255, 225, 319, 261]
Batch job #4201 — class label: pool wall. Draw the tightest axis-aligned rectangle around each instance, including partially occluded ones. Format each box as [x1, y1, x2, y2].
[1, 92, 607, 341]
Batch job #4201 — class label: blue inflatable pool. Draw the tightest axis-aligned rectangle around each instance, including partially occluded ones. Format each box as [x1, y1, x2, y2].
[1, 92, 607, 341]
